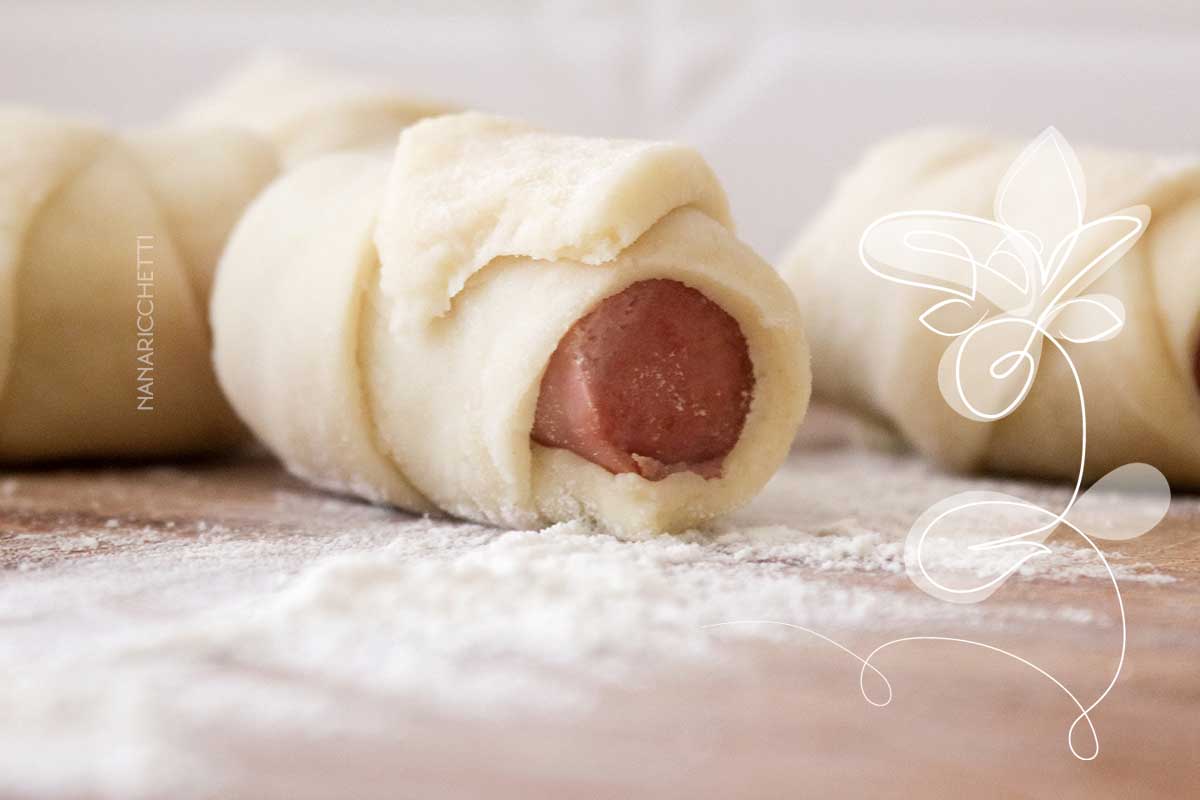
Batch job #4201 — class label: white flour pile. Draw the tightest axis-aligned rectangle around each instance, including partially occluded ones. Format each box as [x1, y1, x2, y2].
[0, 445, 1176, 798]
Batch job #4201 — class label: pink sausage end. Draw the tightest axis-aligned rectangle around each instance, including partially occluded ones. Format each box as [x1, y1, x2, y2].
[532, 279, 754, 481]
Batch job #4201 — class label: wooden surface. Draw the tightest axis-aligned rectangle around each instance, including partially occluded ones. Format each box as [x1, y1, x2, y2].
[1, 442, 1198, 799]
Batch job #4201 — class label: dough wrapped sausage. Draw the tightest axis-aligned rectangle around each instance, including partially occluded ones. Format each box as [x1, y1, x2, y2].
[212, 113, 810, 533]
[782, 129, 1200, 485]
[0, 108, 277, 462]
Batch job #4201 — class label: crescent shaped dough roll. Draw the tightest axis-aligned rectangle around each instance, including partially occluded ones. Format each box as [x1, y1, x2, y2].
[175, 55, 451, 167]
[212, 113, 810, 533]
[0, 108, 277, 462]
[782, 129, 1200, 485]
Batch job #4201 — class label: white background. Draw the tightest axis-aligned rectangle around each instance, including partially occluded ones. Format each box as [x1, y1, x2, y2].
[2, 0, 1198, 259]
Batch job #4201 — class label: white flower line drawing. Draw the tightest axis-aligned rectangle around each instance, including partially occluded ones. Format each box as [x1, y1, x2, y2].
[709, 128, 1171, 761]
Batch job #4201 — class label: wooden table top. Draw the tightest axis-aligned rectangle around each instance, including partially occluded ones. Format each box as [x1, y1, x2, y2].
[1, 428, 1197, 799]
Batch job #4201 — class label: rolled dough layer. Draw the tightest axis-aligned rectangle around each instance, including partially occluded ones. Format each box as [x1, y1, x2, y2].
[212, 113, 810, 533]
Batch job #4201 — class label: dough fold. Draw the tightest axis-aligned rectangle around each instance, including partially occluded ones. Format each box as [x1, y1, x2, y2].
[375, 113, 733, 327]
[213, 113, 810, 533]
[782, 129, 1200, 485]
[0, 108, 277, 462]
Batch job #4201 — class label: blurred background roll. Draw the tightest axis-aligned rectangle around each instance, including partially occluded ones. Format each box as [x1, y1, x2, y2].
[0, 109, 276, 462]
[781, 130, 1200, 485]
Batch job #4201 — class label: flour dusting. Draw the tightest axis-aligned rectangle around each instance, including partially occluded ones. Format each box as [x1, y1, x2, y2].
[0, 447, 1179, 798]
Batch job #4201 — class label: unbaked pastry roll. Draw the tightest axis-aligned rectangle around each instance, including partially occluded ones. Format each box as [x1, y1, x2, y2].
[212, 113, 810, 533]
[0, 108, 277, 462]
[782, 129, 1200, 485]
[175, 54, 451, 167]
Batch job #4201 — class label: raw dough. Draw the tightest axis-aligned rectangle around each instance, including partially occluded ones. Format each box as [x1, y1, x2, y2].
[0, 108, 277, 462]
[175, 54, 451, 167]
[782, 129, 1200, 485]
[212, 113, 810, 533]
